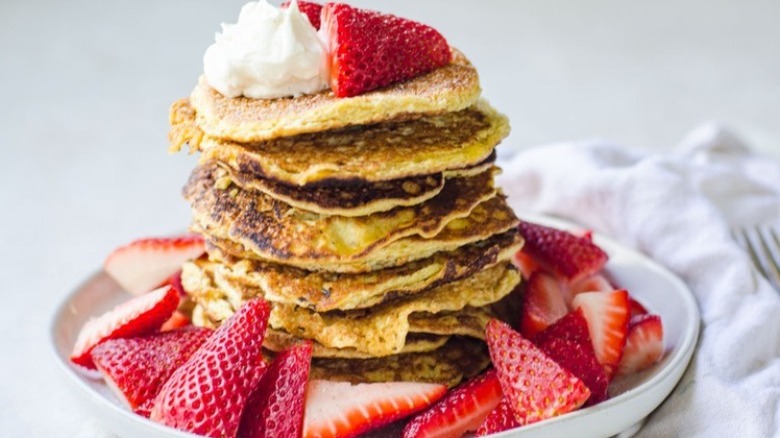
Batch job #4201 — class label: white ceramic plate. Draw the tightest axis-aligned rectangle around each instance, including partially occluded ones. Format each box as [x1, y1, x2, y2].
[50, 215, 699, 438]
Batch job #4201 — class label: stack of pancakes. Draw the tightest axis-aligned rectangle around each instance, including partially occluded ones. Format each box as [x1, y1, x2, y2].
[170, 51, 523, 388]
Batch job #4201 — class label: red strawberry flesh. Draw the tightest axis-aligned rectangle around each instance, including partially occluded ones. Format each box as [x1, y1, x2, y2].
[104, 235, 205, 295]
[150, 298, 271, 438]
[321, 2, 451, 97]
[485, 319, 590, 426]
[617, 314, 664, 375]
[572, 290, 631, 377]
[476, 399, 519, 436]
[303, 380, 446, 438]
[70, 285, 180, 369]
[402, 369, 502, 438]
[520, 271, 568, 338]
[517, 221, 608, 284]
[91, 326, 212, 416]
[238, 341, 313, 438]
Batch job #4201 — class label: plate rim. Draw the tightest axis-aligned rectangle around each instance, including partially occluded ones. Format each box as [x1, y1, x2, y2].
[49, 213, 700, 438]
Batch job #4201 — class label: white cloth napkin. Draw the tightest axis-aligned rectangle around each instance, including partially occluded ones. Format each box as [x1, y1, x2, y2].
[498, 123, 780, 437]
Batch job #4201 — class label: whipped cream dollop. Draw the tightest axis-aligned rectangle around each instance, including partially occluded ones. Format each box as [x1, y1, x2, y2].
[203, 0, 328, 99]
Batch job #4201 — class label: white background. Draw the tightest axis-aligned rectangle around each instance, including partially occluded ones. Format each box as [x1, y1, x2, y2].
[1, 0, 779, 435]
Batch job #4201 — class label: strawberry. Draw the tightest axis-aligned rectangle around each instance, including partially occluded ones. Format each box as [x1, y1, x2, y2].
[151, 299, 271, 438]
[282, 1, 323, 30]
[91, 326, 211, 417]
[617, 314, 664, 375]
[303, 380, 446, 438]
[517, 221, 608, 285]
[70, 285, 180, 369]
[532, 308, 591, 347]
[238, 341, 313, 438]
[512, 250, 539, 279]
[321, 2, 451, 97]
[485, 319, 590, 426]
[629, 297, 649, 317]
[104, 235, 205, 295]
[572, 290, 631, 377]
[570, 274, 613, 295]
[165, 270, 186, 297]
[535, 338, 609, 406]
[160, 311, 191, 332]
[402, 369, 502, 438]
[475, 399, 519, 436]
[519, 271, 568, 338]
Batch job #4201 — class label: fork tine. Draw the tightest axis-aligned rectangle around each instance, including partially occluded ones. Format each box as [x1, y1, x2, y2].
[739, 227, 769, 279]
[757, 226, 780, 291]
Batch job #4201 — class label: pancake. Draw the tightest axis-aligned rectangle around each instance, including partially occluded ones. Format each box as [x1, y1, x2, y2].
[263, 330, 449, 359]
[210, 231, 523, 312]
[184, 163, 517, 273]
[187, 49, 481, 143]
[268, 264, 520, 356]
[170, 98, 509, 187]
[309, 337, 490, 388]
[200, 192, 518, 273]
[220, 152, 496, 217]
[182, 259, 517, 356]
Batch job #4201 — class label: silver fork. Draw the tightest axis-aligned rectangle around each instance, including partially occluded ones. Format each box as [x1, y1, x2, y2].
[732, 224, 780, 292]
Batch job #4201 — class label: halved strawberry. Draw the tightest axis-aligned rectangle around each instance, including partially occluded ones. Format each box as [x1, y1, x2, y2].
[572, 290, 630, 377]
[519, 271, 568, 338]
[303, 380, 446, 438]
[281, 1, 322, 29]
[629, 297, 649, 317]
[617, 314, 664, 375]
[321, 3, 451, 97]
[475, 399, 519, 436]
[104, 235, 205, 295]
[70, 286, 180, 369]
[151, 299, 271, 438]
[512, 250, 539, 279]
[91, 326, 211, 417]
[402, 369, 502, 438]
[532, 308, 591, 347]
[485, 319, 590, 426]
[517, 221, 608, 285]
[535, 338, 609, 406]
[239, 341, 313, 438]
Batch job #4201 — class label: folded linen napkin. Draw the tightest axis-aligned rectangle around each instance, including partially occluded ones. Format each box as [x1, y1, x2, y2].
[498, 123, 780, 437]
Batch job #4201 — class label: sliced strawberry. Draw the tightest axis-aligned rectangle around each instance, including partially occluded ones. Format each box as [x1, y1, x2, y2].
[70, 286, 180, 369]
[572, 290, 630, 377]
[91, 326, 211, 416]
[570, 274, 613, 295]
[485, 319, 590, 426]
[532, 308, 591, 347]
[512, 250, 539, 279]
[165, 270, 186, 297]
[321, 3, 451, 97]
[517, 221, 608, 285]
[160, 311, 191, 332]
[104, 235, 205, 295]
[239, 341, 313, 438]
[617, 314, 664, 375]
[402, 369, 502, 438]
[535, 338, 609, 406]
[519, 271, 568, 338]
[475, 399, 519, 436]
[629, 297, 649, 317]
[281, 1, 323, 30]
[151, 299, 271, 438]
[303, 380, 446, 438]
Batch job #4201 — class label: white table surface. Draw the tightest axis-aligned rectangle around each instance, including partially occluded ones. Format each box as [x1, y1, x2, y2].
[2, 0, 779, 435]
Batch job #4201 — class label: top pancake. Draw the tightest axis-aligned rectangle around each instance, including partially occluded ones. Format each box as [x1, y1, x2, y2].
[170, 98, 509, 186]
[188, 50, 481, 143]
